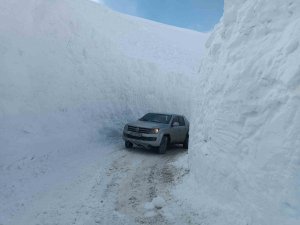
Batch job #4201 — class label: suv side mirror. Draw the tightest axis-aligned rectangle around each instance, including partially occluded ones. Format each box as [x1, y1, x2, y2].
[172, 122, 179, 127]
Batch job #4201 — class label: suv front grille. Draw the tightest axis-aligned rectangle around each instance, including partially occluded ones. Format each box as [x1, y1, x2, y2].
[124, 133, 157, 141]
[128, 125, 152, 134]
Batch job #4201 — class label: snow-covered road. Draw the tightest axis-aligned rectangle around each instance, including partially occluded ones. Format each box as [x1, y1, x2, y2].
[4, 141, 198, 225]
[96, 145, 190, 225]
[70, 144, 200, 225]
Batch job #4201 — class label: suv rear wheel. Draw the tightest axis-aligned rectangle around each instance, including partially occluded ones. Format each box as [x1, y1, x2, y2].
[158, 136, 168, 154]
[183, 134, 189, 149]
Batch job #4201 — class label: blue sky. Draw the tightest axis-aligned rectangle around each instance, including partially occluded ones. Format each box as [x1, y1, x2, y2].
[94, 0, 224, 32]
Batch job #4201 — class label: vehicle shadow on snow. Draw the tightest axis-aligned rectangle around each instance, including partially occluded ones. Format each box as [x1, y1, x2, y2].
[125, 144, 187, 156]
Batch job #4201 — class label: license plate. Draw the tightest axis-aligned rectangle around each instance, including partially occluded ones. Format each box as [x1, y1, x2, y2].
[131, 132, 142, 137]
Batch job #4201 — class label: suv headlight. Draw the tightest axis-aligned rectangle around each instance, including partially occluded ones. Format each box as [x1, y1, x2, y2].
[152, 128, 159, 134]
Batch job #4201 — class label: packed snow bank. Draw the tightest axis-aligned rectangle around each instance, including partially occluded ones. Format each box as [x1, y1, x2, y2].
[0, 0, 207, 140]
[187, 0, 300, 224]
[0, 0, 207, 224]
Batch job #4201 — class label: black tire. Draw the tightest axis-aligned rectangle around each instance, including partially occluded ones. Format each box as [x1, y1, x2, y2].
[158, 136, 168, 154]
[125, 141, 133, 149]
[183, 134, 189, 150]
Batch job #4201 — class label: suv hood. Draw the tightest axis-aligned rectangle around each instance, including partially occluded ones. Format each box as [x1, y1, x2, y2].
[128, 120, 169, 129]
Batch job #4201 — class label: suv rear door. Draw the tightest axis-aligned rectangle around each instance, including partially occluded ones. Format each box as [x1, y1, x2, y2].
[170, 116, 186, 143]
[178, 116, 187, 142]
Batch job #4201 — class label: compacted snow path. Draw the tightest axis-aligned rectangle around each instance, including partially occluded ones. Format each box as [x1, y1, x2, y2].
[4, 141, 197, 225]
[72, 144, 195, 225]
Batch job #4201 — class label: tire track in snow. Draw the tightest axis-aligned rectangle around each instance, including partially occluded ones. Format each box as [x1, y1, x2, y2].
[80, 145, 191, 225]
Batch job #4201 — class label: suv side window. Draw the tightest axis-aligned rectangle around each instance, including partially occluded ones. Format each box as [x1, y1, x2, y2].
[178, 116, 185, 126]
[172, 116, 179, 125]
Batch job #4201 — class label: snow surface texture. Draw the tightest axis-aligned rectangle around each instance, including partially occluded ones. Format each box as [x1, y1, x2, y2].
[0, 0, 207, 224]
[2, 0, 299, 224]
[186, 0, 300, 224]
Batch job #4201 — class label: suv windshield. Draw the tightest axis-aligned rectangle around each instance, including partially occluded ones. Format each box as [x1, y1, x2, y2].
[139, 113, 172, 124]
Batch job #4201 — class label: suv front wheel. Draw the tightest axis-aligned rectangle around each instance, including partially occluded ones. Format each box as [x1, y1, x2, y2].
[158, 136, 168, 154]
[125, 141, 133, 149]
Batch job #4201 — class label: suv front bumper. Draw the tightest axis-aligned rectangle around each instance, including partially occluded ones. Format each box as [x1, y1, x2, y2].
[123, 131, 163, 147]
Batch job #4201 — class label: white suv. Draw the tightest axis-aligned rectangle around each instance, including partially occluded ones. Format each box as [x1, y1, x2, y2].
[123, 113, 189, 154]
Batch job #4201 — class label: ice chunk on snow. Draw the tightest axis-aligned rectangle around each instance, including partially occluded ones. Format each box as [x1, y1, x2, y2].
[152, 196, 166, 209]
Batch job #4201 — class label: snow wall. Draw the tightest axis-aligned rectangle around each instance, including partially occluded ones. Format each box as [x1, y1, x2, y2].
[0, 1, 207, 222]
[189, 0, 300, 224]
[0, 0, 207, 145]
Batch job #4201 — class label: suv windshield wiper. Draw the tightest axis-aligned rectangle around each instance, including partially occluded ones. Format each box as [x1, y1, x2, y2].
[151, 120, 165, 124]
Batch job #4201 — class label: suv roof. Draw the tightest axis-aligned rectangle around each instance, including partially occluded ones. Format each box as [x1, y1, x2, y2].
[148, 112, 184, 117]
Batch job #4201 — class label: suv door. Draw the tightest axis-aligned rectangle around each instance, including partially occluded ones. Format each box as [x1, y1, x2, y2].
[178, 116, 188, 142]
[170, 116, 186, 143]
